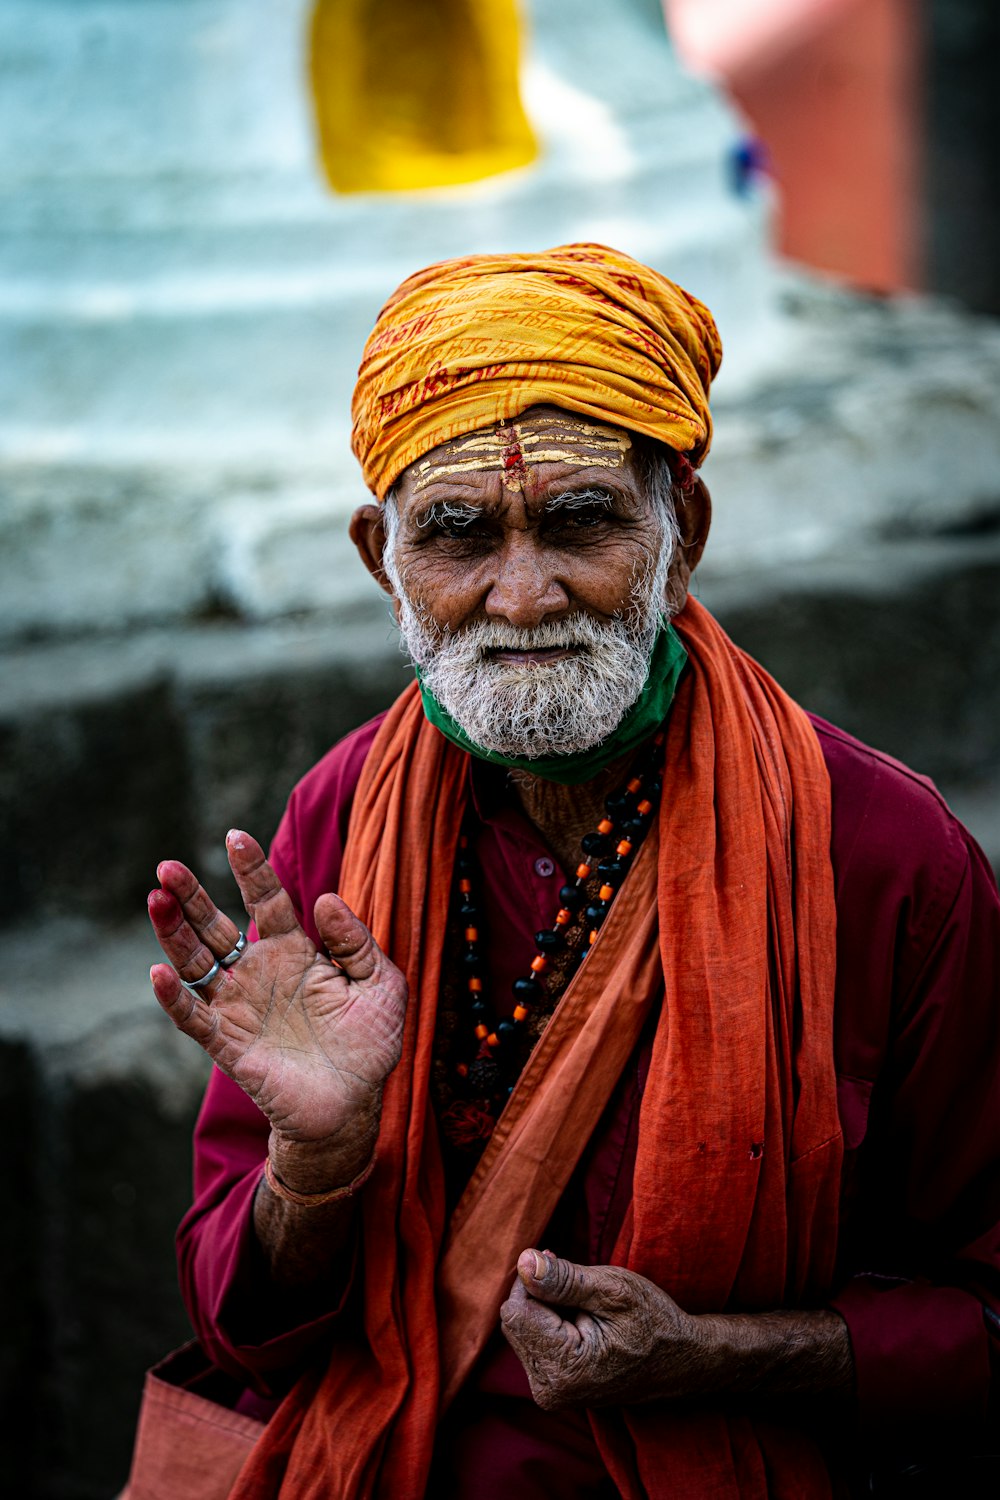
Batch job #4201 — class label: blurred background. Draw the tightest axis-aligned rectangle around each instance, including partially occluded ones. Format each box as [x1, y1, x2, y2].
[1, 2, 998, 1495]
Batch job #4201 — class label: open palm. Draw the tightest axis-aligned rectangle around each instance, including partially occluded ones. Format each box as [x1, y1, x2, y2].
[148, 830, 407, 1145]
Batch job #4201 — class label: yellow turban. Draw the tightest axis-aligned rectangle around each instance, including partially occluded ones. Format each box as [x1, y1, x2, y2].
[351, 243, 723, 498]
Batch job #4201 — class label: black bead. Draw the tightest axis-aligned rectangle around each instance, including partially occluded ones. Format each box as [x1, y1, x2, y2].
[534, 929, 563, 953]
[469, 998, 489, 1020]
[467, 1058, 501, 1093]
[620, 816, 643, 837]
[598, 857, 626, 880]
[462, 948, 483, 970]
[459, 899, 481, 920]
[512, 975, 542, 1003]
[455, 855, 475, 876]
[559, 884, 584, 910]
[584, 903, 608, 928]
[604, 790, 635, 817]
[496, 1018, 516, 1040]
[581, 831, 611, 856]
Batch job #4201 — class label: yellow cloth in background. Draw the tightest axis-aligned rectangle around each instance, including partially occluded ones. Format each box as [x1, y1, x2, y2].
[310, 0, 537, 193]
[351, 243, 724, 497]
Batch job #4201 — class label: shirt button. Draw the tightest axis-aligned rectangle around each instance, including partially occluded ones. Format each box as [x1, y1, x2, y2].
[534, 857, 555, 878]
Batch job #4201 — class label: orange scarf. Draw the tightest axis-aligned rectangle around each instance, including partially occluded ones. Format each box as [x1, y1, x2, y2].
[231, 599, 841, 1499]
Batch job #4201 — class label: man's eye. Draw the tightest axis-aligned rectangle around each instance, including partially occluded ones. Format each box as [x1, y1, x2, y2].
[420, 509, 477, 537]
[436, 518, 482, 538]
[552, 507, 610, 529]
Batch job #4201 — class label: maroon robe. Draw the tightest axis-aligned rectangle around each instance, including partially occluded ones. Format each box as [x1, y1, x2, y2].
[176, 713, 1000, 1493]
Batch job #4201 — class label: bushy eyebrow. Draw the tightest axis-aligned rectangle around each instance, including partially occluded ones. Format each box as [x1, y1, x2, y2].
[413, 486, 618, 531]
[543, 486, 616, 514]
[414, 499, 483, 530]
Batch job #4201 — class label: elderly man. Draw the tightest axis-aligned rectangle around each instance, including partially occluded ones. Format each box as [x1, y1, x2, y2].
[147, 246, 999, 1499]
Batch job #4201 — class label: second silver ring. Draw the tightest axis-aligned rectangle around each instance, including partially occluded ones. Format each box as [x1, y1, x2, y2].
[219, 931, 248, 967]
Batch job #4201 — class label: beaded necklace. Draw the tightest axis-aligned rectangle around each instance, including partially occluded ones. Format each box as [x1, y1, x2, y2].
[438, 729, 666, 1156]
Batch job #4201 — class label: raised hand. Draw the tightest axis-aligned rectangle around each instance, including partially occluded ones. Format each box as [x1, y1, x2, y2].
[148, 831, 407, 1170]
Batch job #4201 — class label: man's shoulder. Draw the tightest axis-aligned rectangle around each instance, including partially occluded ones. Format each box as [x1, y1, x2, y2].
[807, 713, 986, 919]
[809, 713, 954, 820]
[287, 711, 390, 819]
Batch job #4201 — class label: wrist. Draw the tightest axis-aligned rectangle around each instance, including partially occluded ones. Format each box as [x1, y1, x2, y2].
[679, 1308, 854, 1401]
[267, 1109, 381, 1198]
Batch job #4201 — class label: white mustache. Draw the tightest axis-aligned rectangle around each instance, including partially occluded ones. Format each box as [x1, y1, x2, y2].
[446, 618, 603, 660]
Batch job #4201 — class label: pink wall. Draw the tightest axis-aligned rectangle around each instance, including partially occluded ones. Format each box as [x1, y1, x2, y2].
[667, 0, 922, 291]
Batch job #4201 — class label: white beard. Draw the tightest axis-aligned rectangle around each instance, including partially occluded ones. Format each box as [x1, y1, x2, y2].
[388, 547, 672, 761]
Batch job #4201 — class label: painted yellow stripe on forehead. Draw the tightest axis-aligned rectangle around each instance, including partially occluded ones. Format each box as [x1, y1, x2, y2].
[410, 416, 632, 490]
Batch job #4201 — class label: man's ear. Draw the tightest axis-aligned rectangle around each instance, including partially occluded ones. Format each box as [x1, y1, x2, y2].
[666, 476, 711, 615]
[349, 503, 394, 597]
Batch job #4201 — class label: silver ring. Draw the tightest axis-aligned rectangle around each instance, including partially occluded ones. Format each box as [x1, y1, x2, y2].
[183, 959, 221, 994]
[219, 931, 247, 968]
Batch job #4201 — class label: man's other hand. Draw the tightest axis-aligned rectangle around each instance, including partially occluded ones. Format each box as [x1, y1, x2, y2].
[501, 1248, 855, 1411]
[500, 1249, 701, 1410]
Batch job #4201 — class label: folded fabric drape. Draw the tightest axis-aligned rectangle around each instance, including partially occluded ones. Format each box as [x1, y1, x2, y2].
[230, 598, 841, 1500]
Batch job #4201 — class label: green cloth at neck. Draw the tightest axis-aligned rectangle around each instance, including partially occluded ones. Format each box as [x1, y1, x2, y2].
[416, 622, 687, 785]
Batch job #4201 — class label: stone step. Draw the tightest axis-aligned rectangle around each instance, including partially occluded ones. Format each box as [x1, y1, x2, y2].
[3, 529, 998, 944]
[0, 917, 211, 1499]
[1, 610, 413, 928]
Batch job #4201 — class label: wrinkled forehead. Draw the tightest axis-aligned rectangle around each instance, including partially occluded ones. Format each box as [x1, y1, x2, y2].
[401, 405, 634, 495]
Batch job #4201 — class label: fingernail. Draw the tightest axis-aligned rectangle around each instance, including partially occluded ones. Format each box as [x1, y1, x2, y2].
[227, 829, 245, 848]
[529, 1250, 546, 1278]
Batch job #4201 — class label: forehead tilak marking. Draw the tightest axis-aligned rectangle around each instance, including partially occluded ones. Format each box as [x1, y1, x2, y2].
[409, 416, 632, 492]
[498, 418, 527, 491]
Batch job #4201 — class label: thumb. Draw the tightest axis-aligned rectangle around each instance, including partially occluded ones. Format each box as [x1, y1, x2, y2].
[314, 893, 380, 982]
[517, 1249, 603, 1310]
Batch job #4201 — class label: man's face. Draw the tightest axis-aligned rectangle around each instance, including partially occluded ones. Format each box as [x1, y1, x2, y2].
[373, 406, 677, 759]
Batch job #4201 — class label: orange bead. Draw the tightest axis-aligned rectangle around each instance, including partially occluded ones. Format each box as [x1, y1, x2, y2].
[487, 1032, 500, 1049]
[576, 862, 591, 880]
[554, 908, 572, 926]
[616, 839, 632, 857]
[530, 955, 549, 974]
[599, 884, 614, 901]
[637, 799, 652, 816]
[459, 877, 472, 894]
[589, 928, 599, 945]
[597, 818, 613, 835]
[475, 1023, 489, 1040]
[456, 1062, 469, 1078]
[513, 1004, 529, 1022]
[627, 777, 642, 794]
[464, 926, 478, 943]
[468, 976, 483, 993]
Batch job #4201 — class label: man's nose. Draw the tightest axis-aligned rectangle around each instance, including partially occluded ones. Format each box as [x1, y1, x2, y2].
[484, 534, 569, 628]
